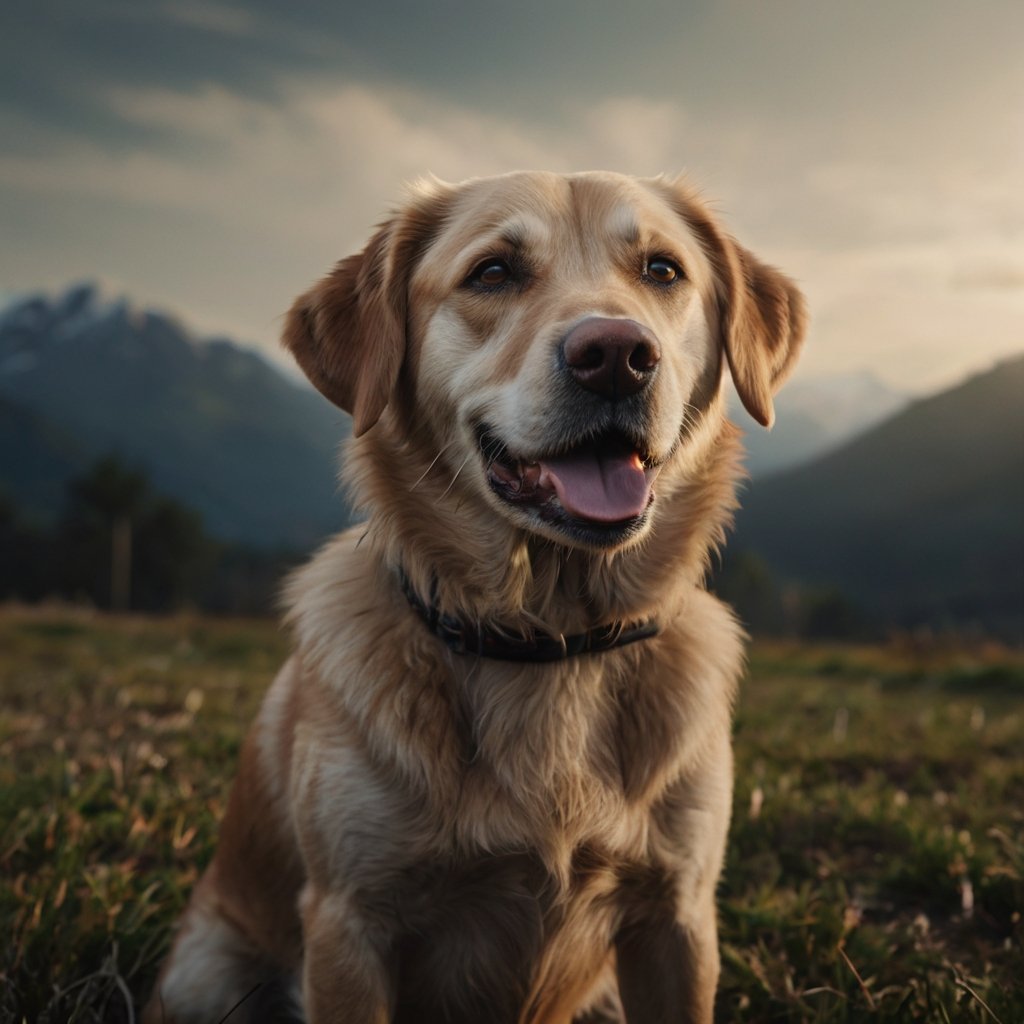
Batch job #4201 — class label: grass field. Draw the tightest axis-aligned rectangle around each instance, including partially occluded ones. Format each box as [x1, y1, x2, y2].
[1, 606, 1021, 1023]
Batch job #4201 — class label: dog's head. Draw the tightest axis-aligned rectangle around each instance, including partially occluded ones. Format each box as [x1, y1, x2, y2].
[285, 171, 806, 552]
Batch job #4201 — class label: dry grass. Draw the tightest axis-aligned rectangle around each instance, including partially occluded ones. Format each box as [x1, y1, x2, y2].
[1, 607, 1021, 1022]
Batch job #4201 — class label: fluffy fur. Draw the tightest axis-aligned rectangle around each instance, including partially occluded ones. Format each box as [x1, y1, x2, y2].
[145, 170, 806, 1024]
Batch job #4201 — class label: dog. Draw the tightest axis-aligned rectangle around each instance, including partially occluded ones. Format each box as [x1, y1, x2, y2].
[144, 170, 806, 1024]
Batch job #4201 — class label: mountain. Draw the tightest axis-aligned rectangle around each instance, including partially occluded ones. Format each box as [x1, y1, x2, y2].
[0, 283, 352, 548]
[732, 355, 1024, 640]
[733, 370, 910, 477]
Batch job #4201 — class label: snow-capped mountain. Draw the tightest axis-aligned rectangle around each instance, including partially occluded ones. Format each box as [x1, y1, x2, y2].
[0, 283, 353, 547]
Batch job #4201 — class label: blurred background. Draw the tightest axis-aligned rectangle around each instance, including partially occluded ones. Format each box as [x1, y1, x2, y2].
[1, 0, 1022, 641]
[5, 11, 1022, 1019]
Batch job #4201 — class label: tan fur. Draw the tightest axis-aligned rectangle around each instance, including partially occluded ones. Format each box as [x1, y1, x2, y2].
[145, 171, 806, 1024]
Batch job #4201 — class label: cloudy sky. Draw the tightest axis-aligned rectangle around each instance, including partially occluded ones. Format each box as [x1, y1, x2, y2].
[2, 0, 1022, 394]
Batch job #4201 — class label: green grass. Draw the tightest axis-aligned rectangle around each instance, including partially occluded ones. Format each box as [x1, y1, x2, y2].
[1, 609, 1021, 1023]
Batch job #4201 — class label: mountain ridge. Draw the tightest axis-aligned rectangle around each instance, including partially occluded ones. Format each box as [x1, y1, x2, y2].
[733, 353, 1024, 639]
[733, 369, 910, 477]
[0, 283, 352, 547]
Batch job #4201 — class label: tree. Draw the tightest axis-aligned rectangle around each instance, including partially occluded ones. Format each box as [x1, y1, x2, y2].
[57, 456, 210, 611]
[0, 491, 52, 600]
[799, 587, 869, 640]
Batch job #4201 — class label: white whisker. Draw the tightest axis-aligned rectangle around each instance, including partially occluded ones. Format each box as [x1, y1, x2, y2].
[440, 453, 474, 499]
[410, 442, 454, 493]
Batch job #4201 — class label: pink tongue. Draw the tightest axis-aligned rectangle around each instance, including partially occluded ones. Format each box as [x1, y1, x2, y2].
[538, 448, 658, 523]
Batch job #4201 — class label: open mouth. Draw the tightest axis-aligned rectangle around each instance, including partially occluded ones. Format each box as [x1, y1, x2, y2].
[477, 425, 662, 544]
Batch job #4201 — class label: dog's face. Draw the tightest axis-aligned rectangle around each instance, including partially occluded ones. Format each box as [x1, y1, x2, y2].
[285, 171, 806, 551]
[407, 173, 726, 550]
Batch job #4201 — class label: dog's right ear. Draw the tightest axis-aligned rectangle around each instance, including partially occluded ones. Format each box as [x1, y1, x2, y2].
[282, 184, 451, 436]
[282, 226, 399, 436]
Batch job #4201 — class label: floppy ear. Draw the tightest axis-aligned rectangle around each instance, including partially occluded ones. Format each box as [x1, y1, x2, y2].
[722, 243, 808, 428]
[282, 226, 400, 436]
[282, 184, 451, 436]
[658, 179, 808, 428]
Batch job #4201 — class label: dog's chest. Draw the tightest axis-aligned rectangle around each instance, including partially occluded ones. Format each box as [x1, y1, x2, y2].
[441, 658, 667, 863]
[385, 845, 623, 1024]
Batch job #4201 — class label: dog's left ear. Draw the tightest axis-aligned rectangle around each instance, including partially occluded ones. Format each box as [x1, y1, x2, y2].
[282, 182, 451, 436]
[659, 180, 808, 429]
[721, 243, 808, 428]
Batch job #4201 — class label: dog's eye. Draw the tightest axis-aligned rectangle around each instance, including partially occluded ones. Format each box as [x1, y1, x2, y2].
[468, 258, 513, 288]
[644, 257, 683, 285]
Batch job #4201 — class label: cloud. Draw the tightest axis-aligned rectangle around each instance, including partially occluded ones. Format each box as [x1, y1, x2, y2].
[951, 263, 1024, 292]
[1, 26, 1021, 393]
[0, 82, 705, 240]
[0, 81, 583, 350]
[791, 234, 1024, 393]
[154, 2, 264, 38]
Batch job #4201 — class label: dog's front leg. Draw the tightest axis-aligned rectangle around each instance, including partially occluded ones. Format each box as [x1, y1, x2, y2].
[613, 908, 718, 1024]
[301, 887, 393, 1024]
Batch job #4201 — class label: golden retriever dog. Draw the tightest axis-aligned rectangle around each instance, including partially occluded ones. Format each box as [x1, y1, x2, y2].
[144, 170, 806, 1024]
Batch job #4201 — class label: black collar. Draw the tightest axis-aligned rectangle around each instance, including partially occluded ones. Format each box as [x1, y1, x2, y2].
[398, 569, 660, 663]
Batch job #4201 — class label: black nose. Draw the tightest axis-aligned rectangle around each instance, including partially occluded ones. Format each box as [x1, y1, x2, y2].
[562, 317, 661, 400]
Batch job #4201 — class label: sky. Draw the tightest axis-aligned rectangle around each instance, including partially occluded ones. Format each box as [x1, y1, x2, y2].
[2, 0, 1022, 395]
